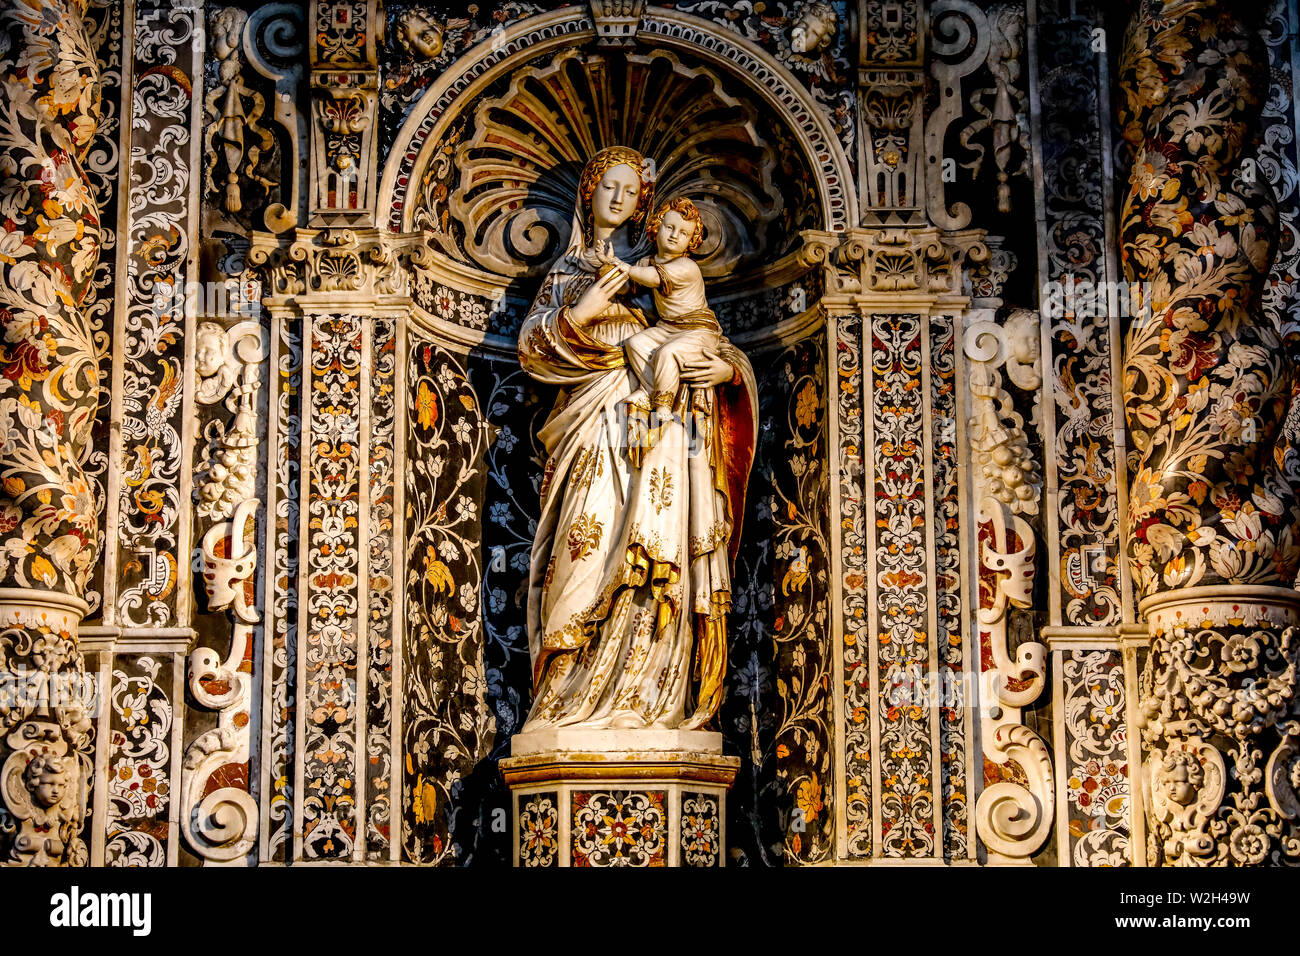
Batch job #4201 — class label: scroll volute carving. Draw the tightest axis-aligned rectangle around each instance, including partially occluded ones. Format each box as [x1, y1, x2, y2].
[965, 310, 1054, 863]
[203, 4, 308, 237]
[926, 1, 1030, 227]
[182, 320, 268, 864]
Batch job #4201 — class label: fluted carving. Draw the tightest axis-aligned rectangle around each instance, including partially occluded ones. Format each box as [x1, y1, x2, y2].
[1120, 0, 1300, 866]
[0, 0, 103, 865]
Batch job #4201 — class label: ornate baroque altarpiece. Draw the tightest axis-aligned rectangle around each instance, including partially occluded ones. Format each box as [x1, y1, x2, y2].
[1, 0, 1300, 869]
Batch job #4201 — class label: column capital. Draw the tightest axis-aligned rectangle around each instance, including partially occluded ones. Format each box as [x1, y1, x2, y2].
[248, 226, 435, 312]
[800, 225, 986, 310]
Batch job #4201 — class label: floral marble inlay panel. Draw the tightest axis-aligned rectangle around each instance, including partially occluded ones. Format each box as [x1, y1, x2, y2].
[571, 790, 667, 867]
[681, 791, 721, 867]
[517, 790, 559, 867]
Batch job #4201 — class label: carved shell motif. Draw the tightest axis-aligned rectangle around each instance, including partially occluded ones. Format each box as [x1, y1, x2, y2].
[415, 48, 817, 280]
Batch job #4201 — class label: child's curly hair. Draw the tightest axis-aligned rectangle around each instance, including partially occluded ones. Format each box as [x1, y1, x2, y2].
[646, 197, 705, 253]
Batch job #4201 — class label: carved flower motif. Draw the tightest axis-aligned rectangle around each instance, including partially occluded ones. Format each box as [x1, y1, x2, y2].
[1221, 633, 1260, 672]
[1228, 824, 1269, 865]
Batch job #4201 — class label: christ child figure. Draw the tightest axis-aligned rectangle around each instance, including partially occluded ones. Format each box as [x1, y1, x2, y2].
[600, 197, 722, 465]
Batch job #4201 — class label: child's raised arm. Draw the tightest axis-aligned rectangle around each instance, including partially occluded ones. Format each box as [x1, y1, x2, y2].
[623, 261, 661, 287]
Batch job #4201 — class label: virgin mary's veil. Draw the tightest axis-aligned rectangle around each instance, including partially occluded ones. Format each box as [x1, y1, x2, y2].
[555, 148, 653, 270]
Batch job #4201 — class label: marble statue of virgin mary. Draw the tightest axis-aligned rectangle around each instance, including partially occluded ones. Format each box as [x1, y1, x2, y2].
[516, 146, 757, 733]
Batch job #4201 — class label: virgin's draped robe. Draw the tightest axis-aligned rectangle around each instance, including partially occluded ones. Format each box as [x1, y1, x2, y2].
[517, 254, 756, 731]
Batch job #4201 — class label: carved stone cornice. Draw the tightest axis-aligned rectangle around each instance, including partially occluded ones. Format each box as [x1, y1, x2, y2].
[800, 226, 987, 305]
[247, 227, 434, 309]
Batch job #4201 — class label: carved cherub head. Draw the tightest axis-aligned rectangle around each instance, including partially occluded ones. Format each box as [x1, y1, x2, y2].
[196, 321, 227, 379]
[23, 753, 75, 810]
[790, 2, 838, 55]
[646, 197, 704, 256]
[397, 9, 445, 60]
[1159, 750, 1203, 806]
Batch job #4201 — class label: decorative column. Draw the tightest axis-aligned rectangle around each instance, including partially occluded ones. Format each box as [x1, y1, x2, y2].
[0, 0, 104, 868]
[1119, 0, 1300, 865]
[823, 0, 1045, 867]
[247, 0, 457, 863]
[249, 227, 430, 862]
[814, 221, 988, 864]
[0, 0, 103, 866]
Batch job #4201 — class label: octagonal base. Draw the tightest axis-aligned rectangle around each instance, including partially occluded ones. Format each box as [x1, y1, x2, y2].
[500, 731, 740, 867]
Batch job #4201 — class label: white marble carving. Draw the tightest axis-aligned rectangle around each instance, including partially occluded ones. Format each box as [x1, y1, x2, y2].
[195, 320, 268, 522]
[181, 498, 261, 863]
[965, 311, 1054, 863]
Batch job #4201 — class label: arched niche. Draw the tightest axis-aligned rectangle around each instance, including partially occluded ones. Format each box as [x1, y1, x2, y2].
[378, 5, 856, 349]
[389, 6, 849, 866]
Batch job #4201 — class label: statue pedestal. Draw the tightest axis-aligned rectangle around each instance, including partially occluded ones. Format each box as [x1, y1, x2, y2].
[500, 729, 739, 867]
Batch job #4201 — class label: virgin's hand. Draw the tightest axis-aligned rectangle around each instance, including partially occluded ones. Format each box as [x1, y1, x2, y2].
[568, 264, 629, 326]
[679, 352, 735, 387]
